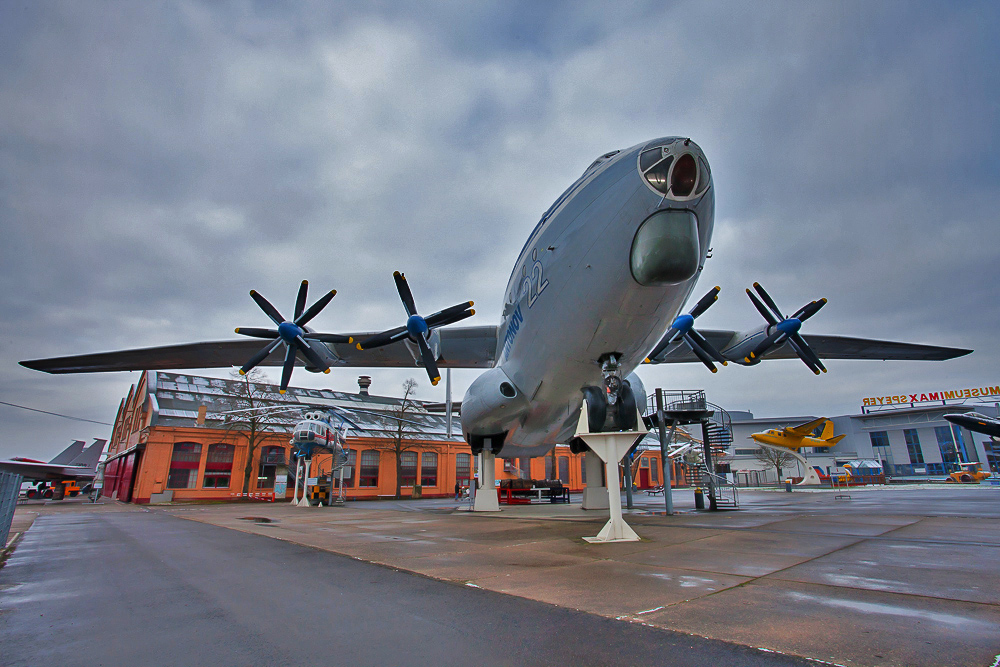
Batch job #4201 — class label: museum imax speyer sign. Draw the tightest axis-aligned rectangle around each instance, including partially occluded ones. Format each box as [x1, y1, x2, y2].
[862, 384, 1000, 408]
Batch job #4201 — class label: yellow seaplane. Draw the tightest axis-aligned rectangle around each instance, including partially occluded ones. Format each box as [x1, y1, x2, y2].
[750, 417, 844, 485]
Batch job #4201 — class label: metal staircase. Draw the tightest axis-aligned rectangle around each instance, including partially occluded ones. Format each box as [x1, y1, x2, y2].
[648, 390, 739, 510]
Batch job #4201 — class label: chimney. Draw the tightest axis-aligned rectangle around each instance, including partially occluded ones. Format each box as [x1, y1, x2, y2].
[358, 376, 371, 396]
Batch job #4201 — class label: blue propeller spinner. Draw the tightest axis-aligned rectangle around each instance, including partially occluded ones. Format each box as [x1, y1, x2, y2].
[234, 281, 353, 393]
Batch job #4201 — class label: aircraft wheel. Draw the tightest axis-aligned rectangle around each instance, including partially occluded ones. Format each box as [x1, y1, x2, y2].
[611, 379, 639, 431]
[568, 437, 589, 454]
[581, 386, 608, 432]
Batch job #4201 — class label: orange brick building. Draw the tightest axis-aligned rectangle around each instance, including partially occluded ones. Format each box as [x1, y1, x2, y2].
[102, 371, 688, 504]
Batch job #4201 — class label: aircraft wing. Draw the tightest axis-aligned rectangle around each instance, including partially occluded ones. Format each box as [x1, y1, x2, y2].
[647, 330, 971, 363]
[0, 460, 98, 482]
[784, 417, 827, 437]
[20, 325, 498, 374]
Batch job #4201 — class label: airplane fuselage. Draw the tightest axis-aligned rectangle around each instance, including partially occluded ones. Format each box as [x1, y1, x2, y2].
[461, 138, 715, 457]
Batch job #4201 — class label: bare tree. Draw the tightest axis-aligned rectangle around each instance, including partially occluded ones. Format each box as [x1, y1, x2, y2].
[754, 445, 797, 483]
[220, 369, 288, 494]
[369, 378, 443, 499]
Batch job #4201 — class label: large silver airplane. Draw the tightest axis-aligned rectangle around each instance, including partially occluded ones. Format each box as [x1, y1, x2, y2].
[21, 137, 970, 459]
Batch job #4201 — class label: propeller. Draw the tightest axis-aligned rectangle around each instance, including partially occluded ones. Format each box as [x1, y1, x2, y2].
[646, 286, 728, 373]
[744, 282, 827, 374]
[234, 280, 353, 393]
[356, 272, 474, 386]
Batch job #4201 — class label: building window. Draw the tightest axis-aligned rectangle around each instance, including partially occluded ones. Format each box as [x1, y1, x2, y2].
[400, 451, 418, 487]
[903, 429, 924, 465]
[545, 454, 556, 480]
[342, 448, 356, 488]
[869, 431, 889, 448]
[167, 442, 202, 489]
[558, 457, 569, 484]
[456, 453, 471, 483]
[935, 426, 960, 472]
[581, 458, 586, 484]
[952, 425, 971, 462]
[640, 456, 650, 468]
[203, 443, 234, 489]
[421, 451, 438, 487]
[359, 450, 380, 487]
[257, 445, 286, 489]
[650, 462, 659, 484]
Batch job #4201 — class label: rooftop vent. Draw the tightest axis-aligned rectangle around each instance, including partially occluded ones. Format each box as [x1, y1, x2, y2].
[358, 376, 372, 396]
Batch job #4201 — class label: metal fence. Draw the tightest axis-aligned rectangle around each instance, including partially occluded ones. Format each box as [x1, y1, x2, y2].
[0, 471, 24, 549]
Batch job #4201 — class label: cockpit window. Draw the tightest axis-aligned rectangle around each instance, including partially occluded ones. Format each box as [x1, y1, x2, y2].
[696, 157, 711, 194]
[585, 150, 621, 174]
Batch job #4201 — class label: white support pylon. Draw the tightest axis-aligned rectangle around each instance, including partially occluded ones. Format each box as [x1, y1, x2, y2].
[291, 457, 302, 505]
[472, 447, 500, 512]
[574, 402, 647, 543]
[296, 459, 312, 507]
[581, 450, 609, 509]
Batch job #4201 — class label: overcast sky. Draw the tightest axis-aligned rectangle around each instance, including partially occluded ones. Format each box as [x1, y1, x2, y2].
[2, 1, 998, 461]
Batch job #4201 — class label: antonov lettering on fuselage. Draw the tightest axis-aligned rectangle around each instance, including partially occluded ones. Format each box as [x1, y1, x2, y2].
[21, 137, 971, 459]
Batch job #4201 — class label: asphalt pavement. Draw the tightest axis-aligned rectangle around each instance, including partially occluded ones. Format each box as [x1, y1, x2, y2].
[0, 508, 815, 667]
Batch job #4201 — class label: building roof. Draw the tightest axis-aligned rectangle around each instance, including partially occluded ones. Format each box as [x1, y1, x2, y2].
[148, 371, 463, 441]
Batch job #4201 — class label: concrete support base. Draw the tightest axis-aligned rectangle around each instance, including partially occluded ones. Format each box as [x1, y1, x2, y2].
[581, 451, 609, 510]
[473, 450, 500, 512]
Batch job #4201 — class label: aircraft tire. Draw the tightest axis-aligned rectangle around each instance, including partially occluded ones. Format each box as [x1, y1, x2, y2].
[612, 380, 639, 431]
[581, 386, 608, 432]
[568, 437, 589, 454]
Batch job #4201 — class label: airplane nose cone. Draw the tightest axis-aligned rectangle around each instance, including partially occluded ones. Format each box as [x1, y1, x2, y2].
[630, 210, 700, 285]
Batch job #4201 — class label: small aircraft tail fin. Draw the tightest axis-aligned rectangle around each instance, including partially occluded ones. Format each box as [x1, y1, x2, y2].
[49, 440, 87, 465]
[786, 417, 826, 437]
[825, 433, 846, 445]
[68, 439, 107, 471]
[819, 420, 834, 440]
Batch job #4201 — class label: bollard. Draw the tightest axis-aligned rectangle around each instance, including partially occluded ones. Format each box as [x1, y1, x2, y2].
[694, 487, 705, 509]
[785, 479, 793, 492]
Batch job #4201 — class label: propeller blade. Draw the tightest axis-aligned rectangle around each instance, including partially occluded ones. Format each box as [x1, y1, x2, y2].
[423, 301, 474, 328]
[250, 290, 286, 326]
[356, 325, 408, 351]
[753, 282, 785, 321]
[791, 298, 827, 323]
[393, 271, 417, 317]
[240, 339, 282, 375]
[234, 327, 279, 340]
[683, 338, 718, 373]
[646, 327, 681, 361]
[416, 335, 441, 386]
[294, 280, 309, 321]
[295, 289, 337, 327]
[294, 336, 330, 374]
[789, 332, 827, 374]
[302, 332, 353, 344]
[423, 304, 475, 329]
[689, 286, 721, 319]
[747, 329, 784, 362]
[279, 344, 296, 393]
[687, 329, 727, 364]
[746, 289, 779, 326]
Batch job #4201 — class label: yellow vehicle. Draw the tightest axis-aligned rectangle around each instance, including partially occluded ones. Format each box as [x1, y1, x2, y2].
[947, 462, 989, 484]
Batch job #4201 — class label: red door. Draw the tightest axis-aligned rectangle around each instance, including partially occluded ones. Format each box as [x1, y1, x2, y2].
[639, 468, 650, 489]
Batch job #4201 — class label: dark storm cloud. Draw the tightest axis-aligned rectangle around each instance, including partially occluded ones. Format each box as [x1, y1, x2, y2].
[2, 1, 998, 458]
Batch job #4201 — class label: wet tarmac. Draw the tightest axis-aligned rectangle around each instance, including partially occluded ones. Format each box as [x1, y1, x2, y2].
[3, 485, 999, 666]
[1, 506, 813, 667]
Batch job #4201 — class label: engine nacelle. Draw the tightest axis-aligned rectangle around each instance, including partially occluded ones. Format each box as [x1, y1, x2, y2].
[460, 367, 530, 445]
